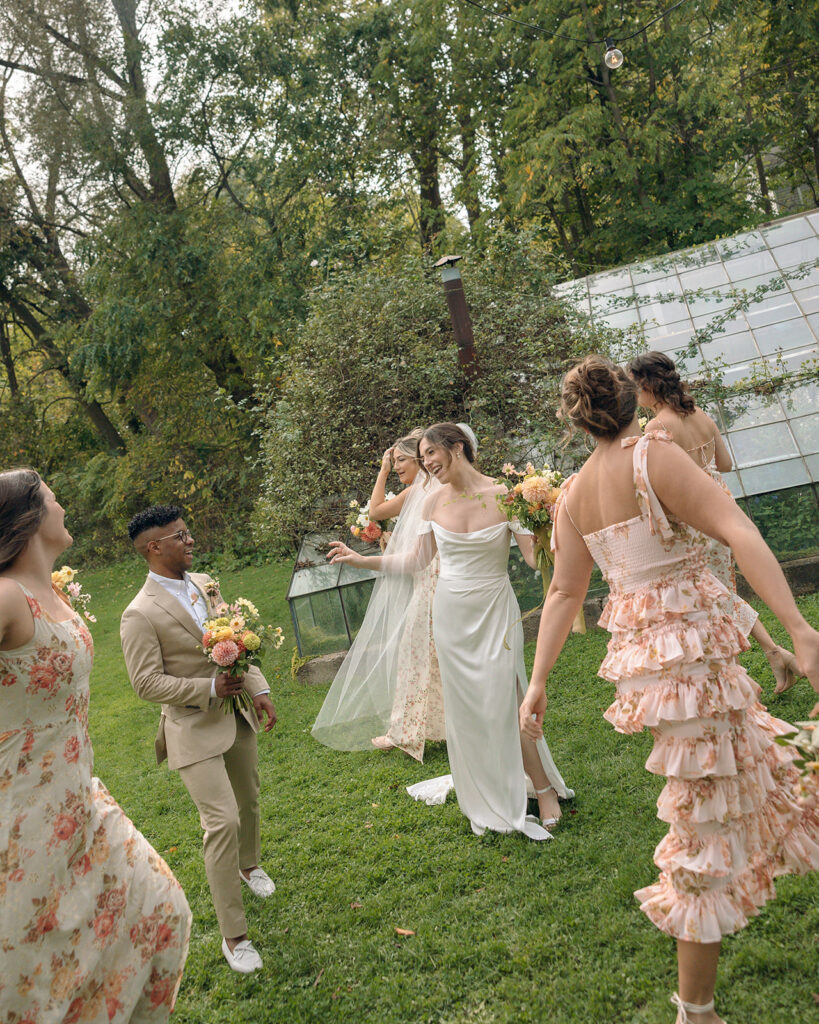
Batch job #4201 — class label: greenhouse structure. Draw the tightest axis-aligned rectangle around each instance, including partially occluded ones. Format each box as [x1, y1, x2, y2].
[554, 208, 819, 561]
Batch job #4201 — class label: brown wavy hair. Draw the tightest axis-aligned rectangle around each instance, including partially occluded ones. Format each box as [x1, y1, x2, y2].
[627, 351, 696, 416]
[421, 423, 476, 463]
[0, 469, 45, 574]
[560, 355, 638, 440]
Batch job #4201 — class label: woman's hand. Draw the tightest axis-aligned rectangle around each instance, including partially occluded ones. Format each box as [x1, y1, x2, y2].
[519, 684, 547, 740]
[327, 541, 358, 565]
[380, 447, 394, 473]
[379, 530, 392, 552]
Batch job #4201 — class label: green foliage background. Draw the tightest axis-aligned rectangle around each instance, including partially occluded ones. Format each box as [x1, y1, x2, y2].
[0, 0, 817, 555]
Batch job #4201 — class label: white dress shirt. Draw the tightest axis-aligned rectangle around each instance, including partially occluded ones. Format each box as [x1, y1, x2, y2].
[148, 571, 269, 699]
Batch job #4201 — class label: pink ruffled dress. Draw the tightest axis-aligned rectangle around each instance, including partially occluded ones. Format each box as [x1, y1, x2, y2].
[559, 432, 819, 943]
[686, 436, 758, 638]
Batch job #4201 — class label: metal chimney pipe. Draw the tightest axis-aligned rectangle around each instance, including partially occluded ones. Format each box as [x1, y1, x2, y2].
[434, 254, 479, 379]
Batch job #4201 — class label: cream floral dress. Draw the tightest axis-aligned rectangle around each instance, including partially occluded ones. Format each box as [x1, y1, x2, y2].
[559, 433, 819, 942]
[382, 560, 446, 761]
[0, 585, 191, 1022]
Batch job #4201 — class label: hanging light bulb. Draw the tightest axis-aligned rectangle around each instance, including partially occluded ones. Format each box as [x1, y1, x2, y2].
[604, 38, 624, 69]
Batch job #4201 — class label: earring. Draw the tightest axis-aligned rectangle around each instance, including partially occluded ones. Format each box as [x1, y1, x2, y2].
[584, 433, 596, 454]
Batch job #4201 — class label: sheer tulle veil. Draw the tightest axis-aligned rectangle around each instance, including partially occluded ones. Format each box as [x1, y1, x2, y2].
[311, 469, 439, 752]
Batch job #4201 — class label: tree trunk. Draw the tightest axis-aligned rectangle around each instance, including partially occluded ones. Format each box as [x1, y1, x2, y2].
[0, 287, 127, 454]
[457, 109, 481, 231]
[414, 132, 445, 250]
[0, 319, 20, 397]
[579, 0, 652, 213]
[110, 0, 177, 209]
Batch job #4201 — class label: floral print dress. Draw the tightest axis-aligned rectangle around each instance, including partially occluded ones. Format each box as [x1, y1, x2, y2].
[686, 435, 758, 637]
[383, 560, 446, 761]
[560, 433, 819, 942]
[0, 585, 191, 1023]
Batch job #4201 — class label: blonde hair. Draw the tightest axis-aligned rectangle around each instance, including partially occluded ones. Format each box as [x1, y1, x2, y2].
[393, 427, 425, 461]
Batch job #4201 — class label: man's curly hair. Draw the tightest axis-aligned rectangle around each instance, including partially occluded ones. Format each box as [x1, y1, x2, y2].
[127, 505, 184, 542]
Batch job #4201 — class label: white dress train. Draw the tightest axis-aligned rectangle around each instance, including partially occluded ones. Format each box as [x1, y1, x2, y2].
[407, 519, 572, 840]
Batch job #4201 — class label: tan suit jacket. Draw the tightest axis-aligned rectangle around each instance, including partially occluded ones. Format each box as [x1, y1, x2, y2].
[121, 572, 268, 770]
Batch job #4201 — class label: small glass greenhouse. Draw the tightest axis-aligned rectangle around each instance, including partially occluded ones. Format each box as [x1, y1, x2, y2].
[286, 533, 380, 657]
[287, 533, 543, 658]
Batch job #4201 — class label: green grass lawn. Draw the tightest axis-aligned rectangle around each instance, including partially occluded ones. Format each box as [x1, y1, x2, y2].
[84, 558, 819, 1024]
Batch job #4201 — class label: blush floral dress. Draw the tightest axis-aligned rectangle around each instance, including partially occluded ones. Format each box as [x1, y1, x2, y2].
[0, 585, 191, 1023]
[684, 433, 758, 638]
[559, 433, 819, 942]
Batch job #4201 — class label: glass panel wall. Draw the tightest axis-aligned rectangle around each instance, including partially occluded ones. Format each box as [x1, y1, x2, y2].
[553, 209, 819, 559]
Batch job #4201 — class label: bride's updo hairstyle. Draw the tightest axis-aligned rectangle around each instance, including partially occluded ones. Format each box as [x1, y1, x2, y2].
[0, 468, 45, 574]
[560, 355, 638, 440]
[421, 422, 476, 463]
[628, 351, 696, 416]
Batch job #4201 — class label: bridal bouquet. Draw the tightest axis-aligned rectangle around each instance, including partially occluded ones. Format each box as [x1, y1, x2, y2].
[496, 462, 585, 632]
[776, 722, 819, 811]
[201, 597, 284, 714]
[496, 462, 564, 589]
[346, 496, 394, 545]
[51, 565, 96, 622]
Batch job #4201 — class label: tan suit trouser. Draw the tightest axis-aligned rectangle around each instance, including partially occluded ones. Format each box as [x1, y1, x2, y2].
[178, 714, 260, 938]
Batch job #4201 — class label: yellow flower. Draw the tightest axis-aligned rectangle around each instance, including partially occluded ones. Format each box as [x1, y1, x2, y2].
[212, 616, 231, 627]
[51, 565, 77, 589]
[210, 626, 236, 643]
[242, 631, 261, 652]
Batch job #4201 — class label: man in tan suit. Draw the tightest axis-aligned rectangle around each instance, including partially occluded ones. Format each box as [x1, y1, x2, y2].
[121, 505, 277, 974]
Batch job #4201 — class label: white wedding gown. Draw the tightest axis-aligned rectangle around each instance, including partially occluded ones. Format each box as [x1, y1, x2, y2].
[407, 519, 573, 840]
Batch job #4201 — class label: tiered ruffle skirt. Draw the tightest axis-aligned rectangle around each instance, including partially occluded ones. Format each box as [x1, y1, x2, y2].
[599, 566, 819, 942]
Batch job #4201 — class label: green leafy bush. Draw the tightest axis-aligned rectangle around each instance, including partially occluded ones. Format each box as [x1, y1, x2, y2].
[253, 236, 616, 544]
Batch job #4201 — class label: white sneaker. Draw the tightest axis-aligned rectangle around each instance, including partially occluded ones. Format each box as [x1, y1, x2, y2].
[240, 867, 276, 898]
[222, 937, 262, 973]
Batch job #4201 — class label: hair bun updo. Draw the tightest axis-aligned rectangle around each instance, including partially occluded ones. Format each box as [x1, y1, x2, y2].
[560, 355, 638, 440]
[627, 351, 695, 416]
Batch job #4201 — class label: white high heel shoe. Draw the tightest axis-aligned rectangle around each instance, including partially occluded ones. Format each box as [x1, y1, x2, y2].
[535, 784, 561, 828]
[670, 992, 723, 1023]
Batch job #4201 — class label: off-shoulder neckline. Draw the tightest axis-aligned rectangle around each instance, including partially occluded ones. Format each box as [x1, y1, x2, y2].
[426, 520, 510, 537]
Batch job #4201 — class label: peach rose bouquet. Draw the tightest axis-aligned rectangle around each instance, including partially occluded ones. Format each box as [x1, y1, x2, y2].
[496, 462, 585, 633]
[346, 496, 394, 545]
[201, 596, 284, 714]
[496, 462, 563, 587]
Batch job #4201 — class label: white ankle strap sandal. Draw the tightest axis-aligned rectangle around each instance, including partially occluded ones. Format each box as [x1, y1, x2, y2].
[670, 992, 715, 1022]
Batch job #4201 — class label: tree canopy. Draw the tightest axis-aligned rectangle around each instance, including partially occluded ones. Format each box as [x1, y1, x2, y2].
[1, 0, 816, 557]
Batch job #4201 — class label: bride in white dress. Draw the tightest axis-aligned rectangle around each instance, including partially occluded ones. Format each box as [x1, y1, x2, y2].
[328, 423, 572, 840]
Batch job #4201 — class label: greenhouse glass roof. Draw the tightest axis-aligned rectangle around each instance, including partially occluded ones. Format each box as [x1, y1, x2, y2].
[554, 210, 819, 499]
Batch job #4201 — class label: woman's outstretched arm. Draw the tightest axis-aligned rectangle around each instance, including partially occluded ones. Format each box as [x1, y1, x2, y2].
[519, 503, 594, 739]
[328, 530, 437, 575]
[648, 442, 819, 691]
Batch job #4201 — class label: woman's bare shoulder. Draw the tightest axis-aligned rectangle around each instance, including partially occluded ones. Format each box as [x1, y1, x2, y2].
[0, 577, 30, 626]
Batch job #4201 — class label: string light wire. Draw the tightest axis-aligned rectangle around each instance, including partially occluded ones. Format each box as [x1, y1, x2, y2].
[455, 0, 693, 46]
